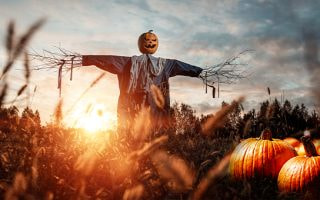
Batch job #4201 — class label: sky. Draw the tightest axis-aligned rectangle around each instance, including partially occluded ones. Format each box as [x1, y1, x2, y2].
[0, 0, 319, 124]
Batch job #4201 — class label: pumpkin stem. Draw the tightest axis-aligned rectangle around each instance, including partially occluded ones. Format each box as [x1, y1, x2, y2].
[260, 129, 272, 140]
[301, 136, 318, 157]
[148, 30, 153, 33]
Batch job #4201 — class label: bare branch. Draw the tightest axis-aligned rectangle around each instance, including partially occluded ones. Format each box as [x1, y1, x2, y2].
[28, 47, 82, 73]
[199, 50, 253, 86]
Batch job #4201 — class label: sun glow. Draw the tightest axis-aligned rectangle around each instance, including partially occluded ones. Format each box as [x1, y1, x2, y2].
[70, 103, 117, 133]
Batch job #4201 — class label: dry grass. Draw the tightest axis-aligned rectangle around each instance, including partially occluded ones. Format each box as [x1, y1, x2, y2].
[54, 99, 63, 124]
[150, 84, 165, 109]
[201, 96, 244, 135]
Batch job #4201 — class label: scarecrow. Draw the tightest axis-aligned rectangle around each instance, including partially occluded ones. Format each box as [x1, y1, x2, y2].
[30, 30, 249, 130]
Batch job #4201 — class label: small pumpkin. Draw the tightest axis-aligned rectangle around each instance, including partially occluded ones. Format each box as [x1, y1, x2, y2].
[292, 139, 320, 156]
[278, 136, 320, 194]
[229, 129, 297, 181]
[296, 144, 306, 156]
[313, 139, 320, 148]
[283, 137, 300, 148]
[138, 30, 158, 54]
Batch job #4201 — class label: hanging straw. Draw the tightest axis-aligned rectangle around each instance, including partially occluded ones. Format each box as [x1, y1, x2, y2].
[70, 56, 75, 81]
[57, 60, 65, 97]
[212, 85, 216, 98]
[205, 71, 207, 94]
[217, 76, 220, 98]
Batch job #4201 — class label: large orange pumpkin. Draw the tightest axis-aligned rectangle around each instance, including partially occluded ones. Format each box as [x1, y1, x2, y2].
[229, 129, 297, 181]
[138, 30, 158, 54]
[278, 136, 320, 194]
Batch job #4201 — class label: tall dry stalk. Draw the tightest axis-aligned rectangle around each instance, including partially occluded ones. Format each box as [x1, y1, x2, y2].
[5, 173, 27, 200]
[74, 150, 98, 176]
[11, 18, 45, 62]
[2, 18, 45, 78]
[151, 150, 195, 192]
[24, 51, 30, 83]
[201, 96, 244, 135]
[123, 184, 145, 200]
[5, 21, 14, 60]
[54, 99, 63, 124]
[17, 84, 28, 97]
[133, 107, 152, 144]
[192, 154, 231, 200]
[129, 135, 168, 160]
[1, 18, 44, 109]
[0, 84, 8, 107]
[150, 84, 165, 109]
[65, 72, 106, 116]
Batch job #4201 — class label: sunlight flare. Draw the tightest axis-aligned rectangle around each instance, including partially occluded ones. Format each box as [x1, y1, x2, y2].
[69, 103, 117, 133]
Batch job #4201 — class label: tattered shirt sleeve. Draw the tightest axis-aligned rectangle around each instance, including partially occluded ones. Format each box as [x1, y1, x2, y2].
[166, 59, 203, 77]
[82, 55, 130, 74]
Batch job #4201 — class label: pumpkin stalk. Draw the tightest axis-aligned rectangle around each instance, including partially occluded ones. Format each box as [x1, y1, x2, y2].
[260, 129, 272, 140]
[301, 136, 318, 157]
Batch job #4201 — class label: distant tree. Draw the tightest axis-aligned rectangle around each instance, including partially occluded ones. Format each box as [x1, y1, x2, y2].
[171, 103, 200, 136]
[307, 110, 319, 130]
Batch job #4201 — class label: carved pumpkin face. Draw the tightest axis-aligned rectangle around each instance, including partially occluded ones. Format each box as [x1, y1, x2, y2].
[138, 30, 158, 54]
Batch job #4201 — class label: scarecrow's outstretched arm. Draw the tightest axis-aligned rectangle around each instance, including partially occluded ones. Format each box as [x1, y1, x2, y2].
[167, 59, 203, 77]
[82, 55, 130, 74]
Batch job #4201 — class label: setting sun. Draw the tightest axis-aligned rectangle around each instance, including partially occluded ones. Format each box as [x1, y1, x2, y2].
[69, 103, 117, 133]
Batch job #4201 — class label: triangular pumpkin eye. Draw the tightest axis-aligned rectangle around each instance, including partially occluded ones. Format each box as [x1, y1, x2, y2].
[152, 39, 157, 41]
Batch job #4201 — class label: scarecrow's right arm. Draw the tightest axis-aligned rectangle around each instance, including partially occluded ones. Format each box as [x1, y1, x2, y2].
[82, 55, 130, 74]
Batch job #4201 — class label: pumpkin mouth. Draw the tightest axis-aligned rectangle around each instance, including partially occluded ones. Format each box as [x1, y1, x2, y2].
[145, 44, 156, 48]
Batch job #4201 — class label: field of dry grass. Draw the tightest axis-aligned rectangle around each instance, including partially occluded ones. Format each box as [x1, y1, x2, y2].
[1, 101, 318, 199]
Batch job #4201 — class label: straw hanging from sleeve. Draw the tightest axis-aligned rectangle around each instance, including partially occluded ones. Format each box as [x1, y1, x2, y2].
[212, 85, 216, 98]
[218, 76, 220, 98]
[70, 56, 75, 81]
[57, 60, 65, 97]
[205, 71, 207, 94]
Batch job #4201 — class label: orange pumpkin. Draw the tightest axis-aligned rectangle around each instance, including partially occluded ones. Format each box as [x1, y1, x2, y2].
[283, 137, 300, 148]
[138, 30, 158, 54]
[296, 144, 306, 156]
[229, 129, 297, 181]
[278, 136, 320, 194]
[313, 139, 320, 148]
[293, 139, 320, 156]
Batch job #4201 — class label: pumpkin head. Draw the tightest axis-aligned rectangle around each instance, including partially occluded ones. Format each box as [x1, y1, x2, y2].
[278, 136, 320, 194]
[229, 129, 297, 181]
[138, 30, 158, 54]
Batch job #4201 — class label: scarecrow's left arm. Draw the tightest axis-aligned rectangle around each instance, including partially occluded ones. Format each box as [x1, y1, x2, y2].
[82, 55, 130, 74]
[167, 59, 203, 77]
